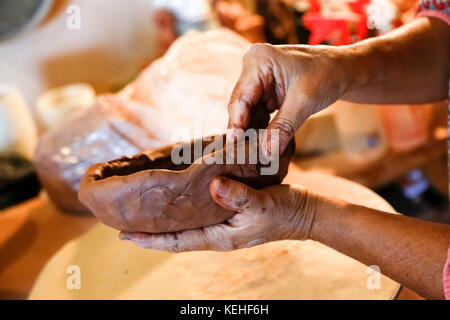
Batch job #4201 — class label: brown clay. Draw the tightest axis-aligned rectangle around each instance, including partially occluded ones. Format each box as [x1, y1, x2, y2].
[78, 135, 294, 233]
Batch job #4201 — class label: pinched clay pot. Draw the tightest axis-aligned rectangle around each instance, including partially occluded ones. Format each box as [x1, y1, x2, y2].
[78, 135, 295, 233]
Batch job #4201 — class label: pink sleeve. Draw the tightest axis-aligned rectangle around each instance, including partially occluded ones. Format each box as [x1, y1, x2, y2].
[413, 2, 450, 298]
[444, 246, 450, 299]
[416, 0, 450, 25]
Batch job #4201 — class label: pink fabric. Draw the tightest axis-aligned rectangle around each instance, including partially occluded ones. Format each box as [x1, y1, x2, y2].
[415, 2, 450, 299]
[417, 9, 450, 25]
[416, 0, 450, 300]
[416, 0, 450, 25]
[444, 246, 450, 300]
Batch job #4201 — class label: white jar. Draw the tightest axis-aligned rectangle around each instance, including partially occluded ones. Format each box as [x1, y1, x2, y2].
[0, 84, 38, 160]
[36, 83, 96, 131]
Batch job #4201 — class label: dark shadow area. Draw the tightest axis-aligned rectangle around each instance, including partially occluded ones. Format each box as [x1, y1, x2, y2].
[0, 289, 27, 300]
[376, 171, 450, 224]
[0, 220, 38, 276]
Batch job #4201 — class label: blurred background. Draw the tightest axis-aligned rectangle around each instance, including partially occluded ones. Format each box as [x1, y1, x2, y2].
[0, 0, 447, 221]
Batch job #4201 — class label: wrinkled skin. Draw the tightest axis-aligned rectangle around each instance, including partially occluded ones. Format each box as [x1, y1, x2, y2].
[78, 134, 295, 233]
[120, 18, 450, 300]
[227, 42, 351, 158]
[120, 177, 319, 252]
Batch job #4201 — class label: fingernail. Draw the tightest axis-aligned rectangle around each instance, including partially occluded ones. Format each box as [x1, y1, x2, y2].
[213, 178, 231, 198]
[119, 232, 130, 241]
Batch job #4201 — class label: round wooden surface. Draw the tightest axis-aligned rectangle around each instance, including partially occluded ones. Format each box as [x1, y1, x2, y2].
[29, 166, 400, 299]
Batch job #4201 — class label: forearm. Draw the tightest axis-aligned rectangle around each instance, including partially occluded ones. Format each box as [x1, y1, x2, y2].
[338, 17, 449, 104]
[308, 195, 450, 300]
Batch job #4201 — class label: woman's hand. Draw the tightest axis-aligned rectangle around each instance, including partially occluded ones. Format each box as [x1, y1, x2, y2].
[228, 43, 353, 157]
[119, 177, 320, 252]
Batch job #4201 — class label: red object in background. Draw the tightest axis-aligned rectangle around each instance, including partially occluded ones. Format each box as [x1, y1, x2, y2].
[309, 0, 322, 12]
[303, 12, 354, 45]
[303, 0, 370, 45]
[347, 0, 370, 39]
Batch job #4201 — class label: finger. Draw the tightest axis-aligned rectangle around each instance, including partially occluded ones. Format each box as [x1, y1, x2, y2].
[261, 80, 278, 112]
[227, 68, 264, 130]
[263, 89, 310, 158]
[210, 176, 261, 212]
[119, 228, 213, 252]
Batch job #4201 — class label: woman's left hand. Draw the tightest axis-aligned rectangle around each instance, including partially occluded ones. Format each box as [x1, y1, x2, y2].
[119, 176, 320, 252]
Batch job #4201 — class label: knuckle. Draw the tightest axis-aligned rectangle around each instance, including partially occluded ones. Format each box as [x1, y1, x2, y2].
[245, 43, 273, 61]
[250, 43, 272, 53]
[238, 95, 252, 109]
[204, 227, 235, 251]
[229, 240, 239, 251]
[272, 118, 296, 140]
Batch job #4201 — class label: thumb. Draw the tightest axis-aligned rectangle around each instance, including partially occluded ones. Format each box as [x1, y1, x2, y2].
[210, 177, 260, 212]
[263, 90, 310, 158]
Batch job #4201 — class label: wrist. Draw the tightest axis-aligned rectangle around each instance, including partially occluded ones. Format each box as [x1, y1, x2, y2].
[309, 195, 356, 244]
[286, 186, 323, 241]
[335, 42, 386, 99]
[332, 45, 367, 97]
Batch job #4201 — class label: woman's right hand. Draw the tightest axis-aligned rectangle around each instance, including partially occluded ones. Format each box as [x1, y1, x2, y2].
[228, 43, 354, 157]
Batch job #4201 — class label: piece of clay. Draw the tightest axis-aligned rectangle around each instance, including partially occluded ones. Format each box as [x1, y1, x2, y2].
[78, 134, 295, 233]
[34, 29, 250, 214]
